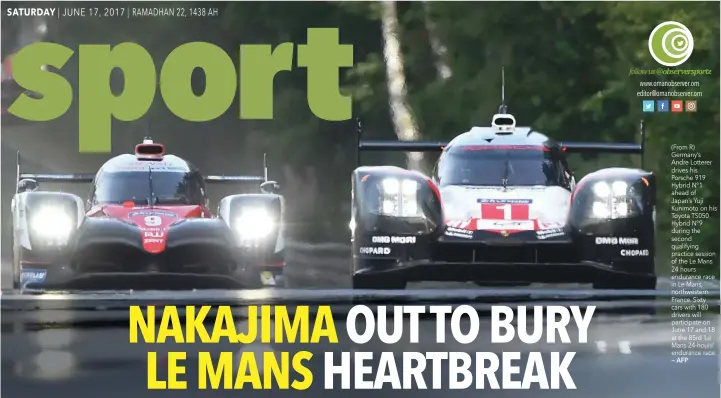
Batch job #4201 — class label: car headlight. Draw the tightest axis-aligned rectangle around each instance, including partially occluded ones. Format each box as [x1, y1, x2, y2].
[29, 206, 74, 245]
[590, 180, 636, 219]
[234, 208, 275, 244]
[378, 178, 422, 217]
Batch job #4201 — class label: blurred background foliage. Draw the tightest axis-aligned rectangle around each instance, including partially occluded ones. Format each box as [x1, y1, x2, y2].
[1, 1, 719, 275]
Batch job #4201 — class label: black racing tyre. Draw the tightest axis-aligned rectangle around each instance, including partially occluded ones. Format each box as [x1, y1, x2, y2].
[593, 274, 657, 290]
[352, 274, 407, 290]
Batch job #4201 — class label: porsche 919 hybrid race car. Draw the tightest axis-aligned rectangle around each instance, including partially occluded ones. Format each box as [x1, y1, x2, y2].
[10, 139, 286, 290]
[350, 108, 657, 290]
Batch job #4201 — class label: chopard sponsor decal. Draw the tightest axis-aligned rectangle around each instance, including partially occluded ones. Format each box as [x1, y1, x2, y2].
[372, 236, 417, 244]
[595, 237, 639, 245]
[621, 249, 649, 257]
[445, 226, 474, 239]
[359, 247, 391, 255]
[129, 210, 177, 218]
[536, 228, 565, 240]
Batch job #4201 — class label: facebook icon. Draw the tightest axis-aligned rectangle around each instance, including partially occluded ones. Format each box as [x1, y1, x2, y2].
[657, 100, 669, 112]
[642, 100, 655, 112]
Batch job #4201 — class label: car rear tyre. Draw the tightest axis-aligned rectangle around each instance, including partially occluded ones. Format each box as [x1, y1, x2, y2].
[352, 274, 407, 290]
[593, 275, 657, 290]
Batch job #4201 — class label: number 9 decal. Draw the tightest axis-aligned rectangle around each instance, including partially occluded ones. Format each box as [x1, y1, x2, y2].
[144, 215, 162, 226]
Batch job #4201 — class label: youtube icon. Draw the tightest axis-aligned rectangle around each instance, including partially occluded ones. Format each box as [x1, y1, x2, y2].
[671, 100, 683, 112]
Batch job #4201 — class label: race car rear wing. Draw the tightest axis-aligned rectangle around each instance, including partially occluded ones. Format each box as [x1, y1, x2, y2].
[15, 151, 272, 194]
[355, 119, 647, 169]
[203, 153, 269, 184]
[15, 151, 95, 193]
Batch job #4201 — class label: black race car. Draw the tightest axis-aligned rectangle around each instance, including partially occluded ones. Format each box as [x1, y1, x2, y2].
[350, 108, 656, 290]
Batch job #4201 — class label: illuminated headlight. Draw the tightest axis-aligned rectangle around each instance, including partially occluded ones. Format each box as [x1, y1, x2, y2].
[234, 208, 274, 242]
[378, 178, 422, 217]
[30, 206, 74, 244]
[589, 180, 635, 219]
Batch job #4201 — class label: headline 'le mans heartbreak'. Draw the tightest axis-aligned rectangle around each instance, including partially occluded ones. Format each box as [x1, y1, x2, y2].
[130, 305, 594, 390]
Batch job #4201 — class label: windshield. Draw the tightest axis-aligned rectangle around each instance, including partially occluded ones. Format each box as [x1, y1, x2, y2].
[437, 147, 563, 187]
[93, 170, 204, 205]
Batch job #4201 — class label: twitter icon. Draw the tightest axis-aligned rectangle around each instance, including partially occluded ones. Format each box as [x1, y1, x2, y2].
[657, 100, 669, 112]
[642, 100, 655, 112]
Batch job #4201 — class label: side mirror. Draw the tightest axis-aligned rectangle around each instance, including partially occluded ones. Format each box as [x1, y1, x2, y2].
[17, 178, 39, 194]
[260, 181, 281, 195]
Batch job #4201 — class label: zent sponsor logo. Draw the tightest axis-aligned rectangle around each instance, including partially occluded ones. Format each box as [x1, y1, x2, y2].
[595, 237, 639, 245]
[143, 238, 164, 244]
[621, 249, 649, 257]
[371, 236, 416, 244]
[359, 247, 391, 255]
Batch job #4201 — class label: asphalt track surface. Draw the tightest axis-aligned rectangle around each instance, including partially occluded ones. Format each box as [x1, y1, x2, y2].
[3, 119, 721, 396]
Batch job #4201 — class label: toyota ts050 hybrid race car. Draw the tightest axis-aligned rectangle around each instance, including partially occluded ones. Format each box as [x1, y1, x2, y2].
[350, 107, 657, 290]
[10, 139, 286, 290]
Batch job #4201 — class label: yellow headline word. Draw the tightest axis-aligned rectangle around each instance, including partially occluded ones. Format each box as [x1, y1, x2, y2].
[129, 305, 338, 344]
[147, 351, 313, 390]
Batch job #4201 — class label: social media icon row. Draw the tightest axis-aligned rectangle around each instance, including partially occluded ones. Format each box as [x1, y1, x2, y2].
[643, 100, 696, 112]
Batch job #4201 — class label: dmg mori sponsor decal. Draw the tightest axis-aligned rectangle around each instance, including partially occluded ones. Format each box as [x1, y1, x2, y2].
[359, 247, 391, 255]
[371, 236, 416, 244]
[621, 249, 649, 257]
[595, 237, 639, 245]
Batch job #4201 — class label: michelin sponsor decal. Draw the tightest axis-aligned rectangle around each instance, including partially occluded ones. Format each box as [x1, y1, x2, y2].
[445, 226, 474, 239]
[371, 236, 416, 244]
[360, 247, 391, 255]
[478, 198, 533, 204]
[621, 249, 649, 257]
[536, 228, 565, 240]
[595, 237, 639, 245]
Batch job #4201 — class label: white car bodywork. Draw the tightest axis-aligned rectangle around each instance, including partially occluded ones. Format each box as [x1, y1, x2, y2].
[441, 185, 574, 233]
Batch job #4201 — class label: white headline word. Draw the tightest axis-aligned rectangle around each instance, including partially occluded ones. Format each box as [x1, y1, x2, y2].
[324, 305, 595, 390]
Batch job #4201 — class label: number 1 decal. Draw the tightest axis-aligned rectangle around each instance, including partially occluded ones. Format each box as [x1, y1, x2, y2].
[479, 199, 531, 220]
[144, 215, 162, 226]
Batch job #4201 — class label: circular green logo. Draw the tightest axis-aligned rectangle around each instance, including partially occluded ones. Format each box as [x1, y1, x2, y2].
[648, 21, 694, 67]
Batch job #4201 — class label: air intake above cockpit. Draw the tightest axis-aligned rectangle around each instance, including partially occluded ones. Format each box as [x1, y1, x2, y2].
[491, 113, 516, 135]
[135, 138, 165, 160]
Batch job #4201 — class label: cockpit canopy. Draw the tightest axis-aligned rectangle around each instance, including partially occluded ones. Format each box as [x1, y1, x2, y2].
[91, 156, 206, 206]
[436, 145, 570, 188]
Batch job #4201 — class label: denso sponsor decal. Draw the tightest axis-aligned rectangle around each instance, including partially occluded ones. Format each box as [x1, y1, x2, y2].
[144, 231, 165, 238]
[371, 236, 416, 244]
[621, 249, 649, 257]
[595, 237, 639, 245]
[128, 210, 177, 218]
[359, 247, 391, 255]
